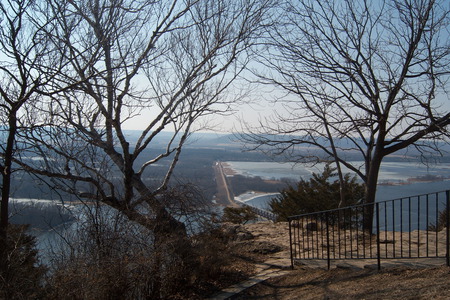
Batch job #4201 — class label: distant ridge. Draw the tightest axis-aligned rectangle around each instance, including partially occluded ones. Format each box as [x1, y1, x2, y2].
[123, 130, 241, 149]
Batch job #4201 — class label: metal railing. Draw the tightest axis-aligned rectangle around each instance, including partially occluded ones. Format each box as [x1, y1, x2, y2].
[288, 190, 450, 270]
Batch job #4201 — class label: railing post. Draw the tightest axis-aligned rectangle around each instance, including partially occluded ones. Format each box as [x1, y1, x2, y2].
[446, 190, 449, 267]
[326, 211, 330, 270]
[289, 218, 294, 269]
[376, 202, 381, 270]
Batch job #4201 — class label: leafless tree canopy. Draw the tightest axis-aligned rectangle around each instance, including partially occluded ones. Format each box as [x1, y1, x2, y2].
[5, 0, 273, 234]
[242, 0, 450, 206]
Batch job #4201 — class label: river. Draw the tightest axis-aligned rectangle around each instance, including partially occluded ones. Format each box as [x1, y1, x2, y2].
[226, 161, 450, 210]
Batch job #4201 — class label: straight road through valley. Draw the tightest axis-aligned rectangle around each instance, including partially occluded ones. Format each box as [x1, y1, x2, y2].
[213, 161, 237, 207]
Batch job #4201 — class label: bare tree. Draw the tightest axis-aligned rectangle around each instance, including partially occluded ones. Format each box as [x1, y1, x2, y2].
[14, 0, 272, 242]
[0, 0, 56, 280]
[242, 0, 450, 227]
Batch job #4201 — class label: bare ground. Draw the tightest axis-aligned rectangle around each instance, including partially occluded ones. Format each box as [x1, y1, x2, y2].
[223, 221, 450, 300]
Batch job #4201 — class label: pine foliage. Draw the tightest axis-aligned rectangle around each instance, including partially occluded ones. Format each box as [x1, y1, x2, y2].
[269, 165, 365, 221]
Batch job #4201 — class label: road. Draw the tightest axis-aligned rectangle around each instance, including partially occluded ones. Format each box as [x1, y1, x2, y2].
[213, 161, 238, 207]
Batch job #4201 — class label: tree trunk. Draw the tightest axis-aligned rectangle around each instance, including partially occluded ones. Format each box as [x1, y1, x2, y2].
[363, 154, 383, 233]
[0, 112, 17, 275]
[324, 122, 346, 208]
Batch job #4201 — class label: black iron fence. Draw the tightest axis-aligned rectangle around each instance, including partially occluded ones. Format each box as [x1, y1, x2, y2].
[288, 190, 450, 269]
